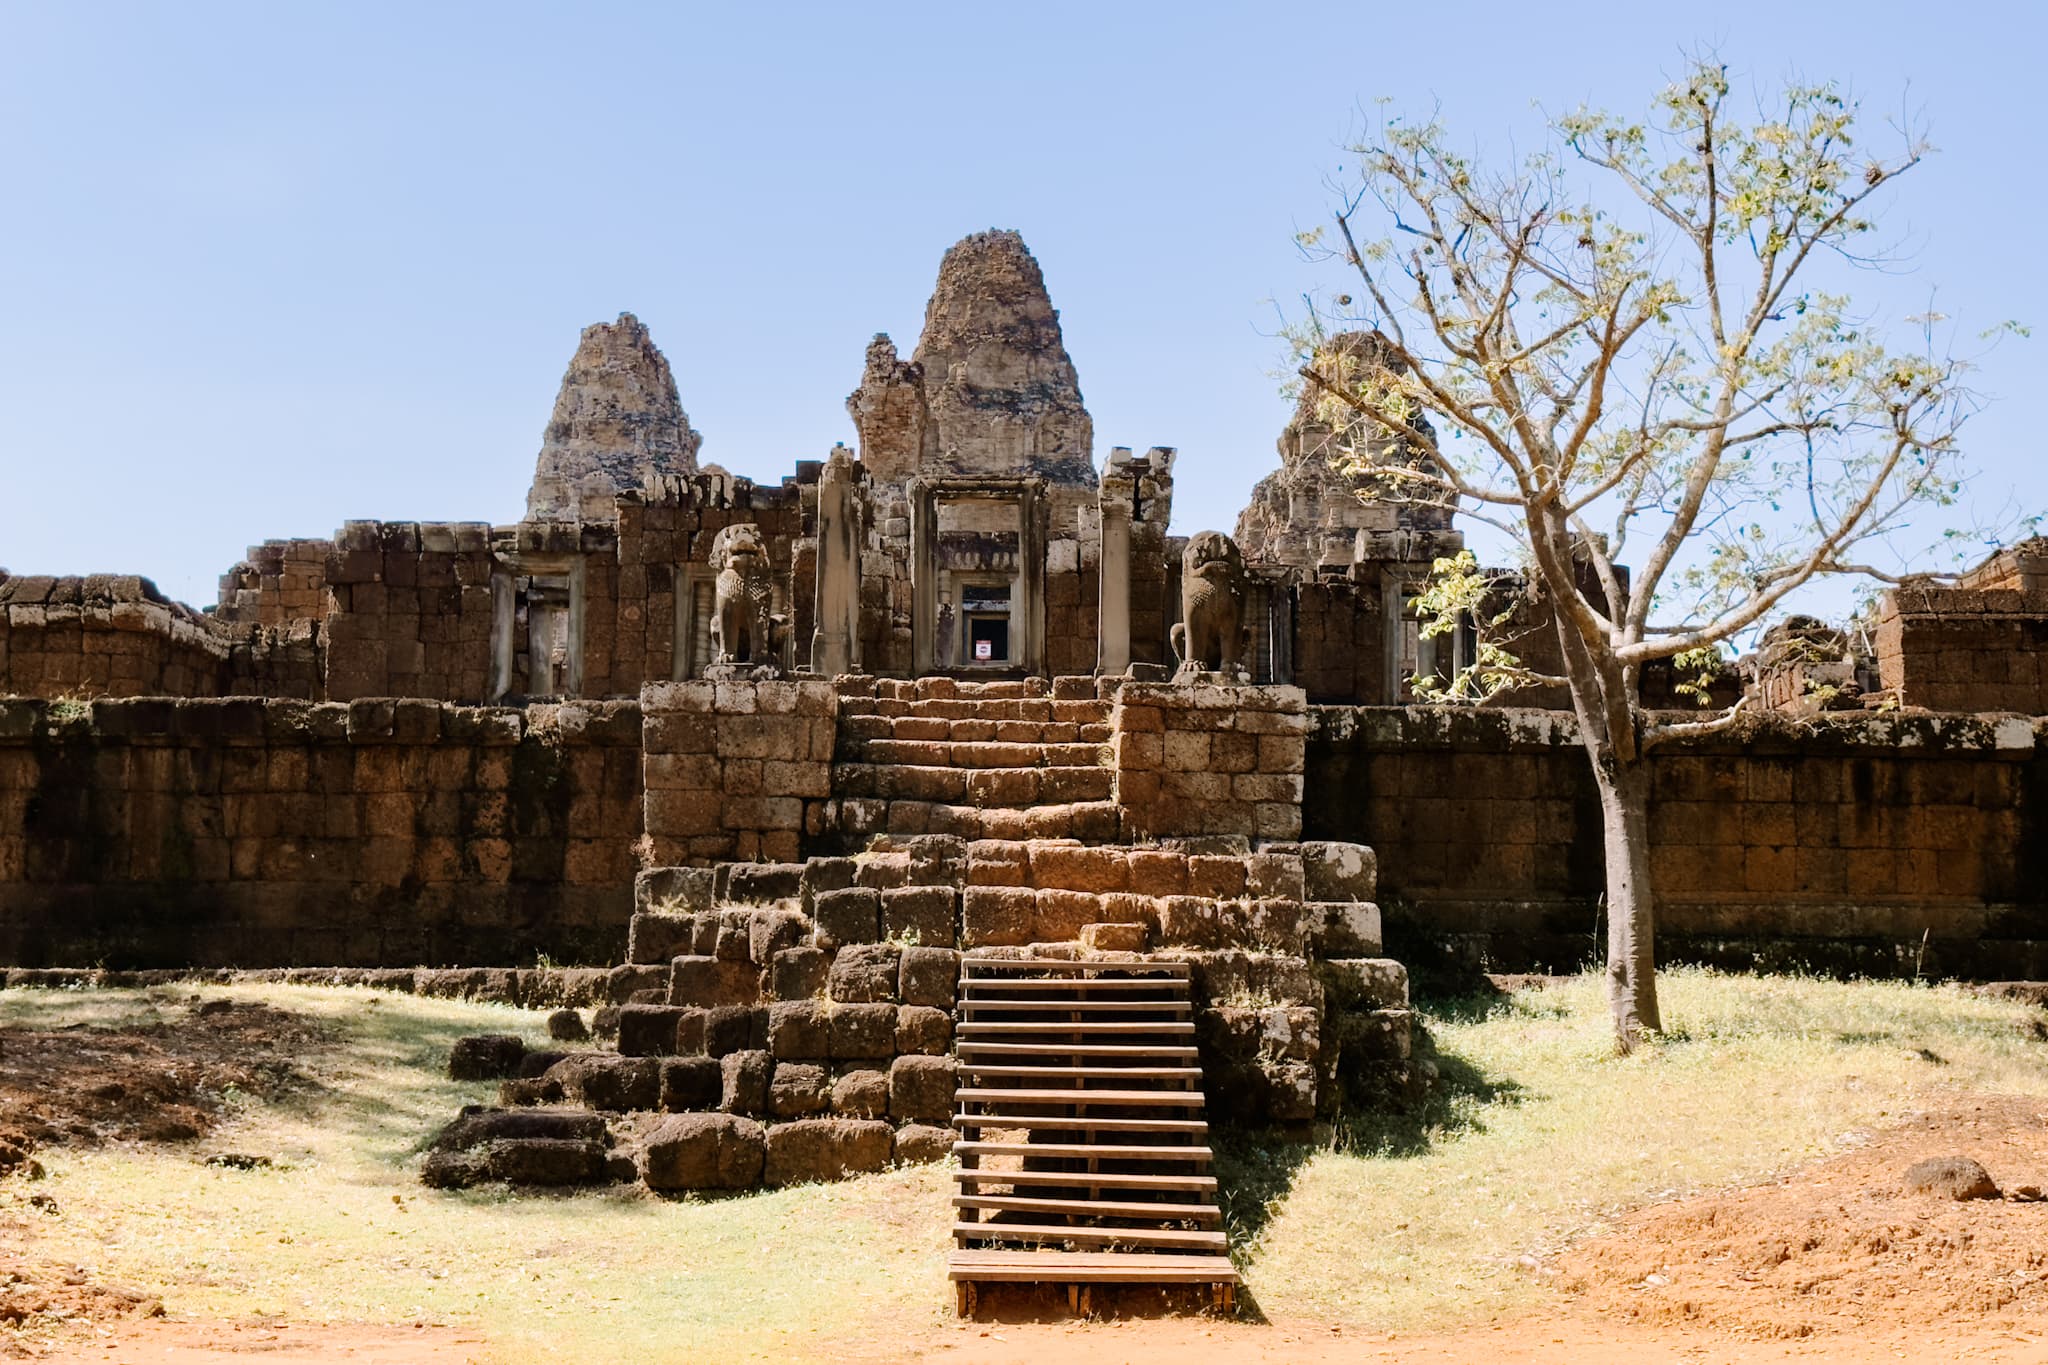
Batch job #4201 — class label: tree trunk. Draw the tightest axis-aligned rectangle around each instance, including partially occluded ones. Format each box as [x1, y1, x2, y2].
[1593, 755, 1660, 1047]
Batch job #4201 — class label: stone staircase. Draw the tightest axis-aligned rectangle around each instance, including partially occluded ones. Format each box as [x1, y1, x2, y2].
[947, 955, 1239, 1314]
[830, 677, 1123, 844]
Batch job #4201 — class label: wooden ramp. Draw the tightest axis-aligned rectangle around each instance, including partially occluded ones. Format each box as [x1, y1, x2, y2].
[948, 957, 1239, 1315]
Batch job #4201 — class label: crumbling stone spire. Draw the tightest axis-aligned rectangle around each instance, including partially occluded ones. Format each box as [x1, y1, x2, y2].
[1236, 330, 1447, 567]
[525, 312, 701, 523]
[903, 229, 1095, 485]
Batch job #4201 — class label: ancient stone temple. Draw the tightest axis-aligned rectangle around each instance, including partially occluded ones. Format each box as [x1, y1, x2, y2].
[1, 230, 2045, 1258]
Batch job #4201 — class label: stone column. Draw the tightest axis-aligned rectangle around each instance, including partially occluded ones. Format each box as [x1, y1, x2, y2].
[489, 569, 517, 701]
[1097, 448, 1134, 676]
[1020, 483, 1047, 676]
[809, 444, 860, 676]
[909, 479, 936, 674]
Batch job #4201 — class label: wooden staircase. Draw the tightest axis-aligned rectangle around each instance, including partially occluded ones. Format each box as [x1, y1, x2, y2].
[947, 957, 1240, 1315]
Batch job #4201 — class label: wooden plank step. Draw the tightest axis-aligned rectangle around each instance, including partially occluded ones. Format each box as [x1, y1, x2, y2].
[953, 1194, 1223, 1223]
[955, 1168, 1217, 1192]
[958, 1065, 1203, 1082]
[960, 978, 1187, 993]
[956, 1088, 1205, 1107]
[955, 1021, 1194, 1037]
[947, 1249, 1238, 1286]
[952, 1141, 1214, 1162]
[959, 1000, 1191, 1015]
[961, 959, 1188, 977]
[953, 1114, 1208, 1134]
[952, 1222, 1227, 1251]
[955, 1041, 1201, 1060]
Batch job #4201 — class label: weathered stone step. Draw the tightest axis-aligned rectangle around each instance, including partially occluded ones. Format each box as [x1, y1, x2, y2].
[838, 714, 1110, 745]
[838, 696, 1111, 724]
[832, 763, 1113, 805]
[843, 738, 1109, 769]
[961, 958, 1190, 977]
[832, 797, 1123, 843]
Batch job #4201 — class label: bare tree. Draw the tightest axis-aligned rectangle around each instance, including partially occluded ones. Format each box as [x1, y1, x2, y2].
[1293, 60, 1987, 1047]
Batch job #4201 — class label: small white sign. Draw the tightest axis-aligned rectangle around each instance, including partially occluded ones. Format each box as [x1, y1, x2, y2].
[974, 640, 993, 661]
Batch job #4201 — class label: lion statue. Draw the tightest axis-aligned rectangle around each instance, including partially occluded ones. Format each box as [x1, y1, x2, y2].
[1170, 530, 1250, 681]
[708, 523, 779, 671]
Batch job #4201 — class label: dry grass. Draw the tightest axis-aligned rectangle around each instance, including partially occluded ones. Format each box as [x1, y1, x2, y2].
[2, 970, 2044, 1359]
[2, 985, 956, 1362]
[1228, 967, 2048, 1328]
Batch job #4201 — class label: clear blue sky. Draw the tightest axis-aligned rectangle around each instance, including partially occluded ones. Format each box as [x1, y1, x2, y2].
[1, 1, 2040, 609]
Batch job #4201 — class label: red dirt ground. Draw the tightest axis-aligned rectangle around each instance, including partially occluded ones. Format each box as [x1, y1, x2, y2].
[10, 1088, 2048, 1362]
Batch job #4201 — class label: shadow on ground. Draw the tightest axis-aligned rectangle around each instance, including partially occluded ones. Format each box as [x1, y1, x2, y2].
[1209, 999, 1528, 1320]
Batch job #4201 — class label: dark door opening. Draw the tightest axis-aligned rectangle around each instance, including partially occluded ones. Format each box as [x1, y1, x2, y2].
[967, 615, 1009, 664]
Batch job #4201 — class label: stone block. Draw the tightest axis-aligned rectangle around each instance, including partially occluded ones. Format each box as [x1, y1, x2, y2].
[1321, 958, 1410, 1010]
[800, 856, 859, 906]
[762, 1118, 894, 1186]
[749, 909, 809, 964]
[829, 1068, 890, 1117]
[767, 1000, 831, 1058]
[719, 1049, 771, 1116]
[770, 947, 829, 1000]
[713, 910, 755, 962]
[666, 955, 751, 1008]
[829, 942, 902, 1003]
[725, 861, 804, 904]
[961, 886, 1034, 947]
[660, 1056, 724, 1111]
[704, 1005, 762, 1057]
[881, 886, 956, 946]
[1187, 855, 1246, 898]
[966, 839, 1029, 886]
[547, 1055, 659, 1112]
[1156, 896, 1231, 949]
[1300, 841, 1378, 902]
[1245, 852, 1305, 900]
[484, 1138, 608, 1186]
[641, 1113, 766, 1191]
[616, 1005, 687, 1058]
[1080, 922, 1147, 952]
[1127, 850, 1187, 897]
[892, 1124, 954, 1166]
[448, 1034, 524, 1081]
[1030, 843, 1129, 893]
[1310, 901, 1383, 957]
[812, 887, 881, 951]
[1031, 888, 1099, 942]
[898, 947, 960, 1008]
[769, 1061, 831, 1118]
[828, 1003, 897, 1059]
[628, 914, 695, 965]
[889, 1055, 956, 1123]
[894, 1004, 953, 1055]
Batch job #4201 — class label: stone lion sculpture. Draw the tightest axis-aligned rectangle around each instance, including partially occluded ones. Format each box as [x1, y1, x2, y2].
[709, 523, 779, 670]
[1170, 530, 1250, 681]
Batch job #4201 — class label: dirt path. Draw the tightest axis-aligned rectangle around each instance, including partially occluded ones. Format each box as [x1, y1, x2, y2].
[19, 1322, 486, 1363]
